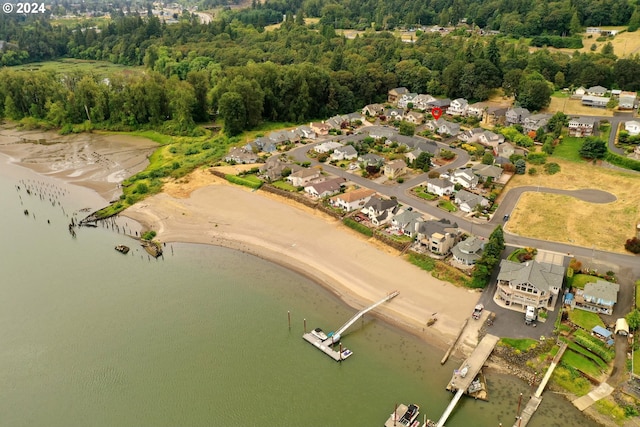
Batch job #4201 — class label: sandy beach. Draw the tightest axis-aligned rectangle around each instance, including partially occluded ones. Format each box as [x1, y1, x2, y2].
[0, 130, 481, 354]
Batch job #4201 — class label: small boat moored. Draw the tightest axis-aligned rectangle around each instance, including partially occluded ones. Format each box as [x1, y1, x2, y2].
[310, 327, 328, 341]
[115, 244, 130, 254]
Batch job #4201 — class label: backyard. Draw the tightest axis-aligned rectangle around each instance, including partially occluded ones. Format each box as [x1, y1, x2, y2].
[567, 308, 606, 331]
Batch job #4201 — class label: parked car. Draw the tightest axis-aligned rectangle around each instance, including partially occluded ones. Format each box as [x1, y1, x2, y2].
[472, 304, 484, 320]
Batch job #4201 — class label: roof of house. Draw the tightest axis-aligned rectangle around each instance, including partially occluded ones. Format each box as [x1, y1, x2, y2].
[363, 196, 399, 212]
[497, 259, 565, 294]
[592, 325, 612, 339]
[393, 209, 423, 226]
[358, 153, 385, 163]
[426, 178, 454, 189]
[332, 188, 375, 203]
[472, 163, 503, 178]
[305, 177, 346, 194]
[290, 168, 320, 179]
[451, 236, 484, 262]
[507, 107, 530, 117]
[587, 85, 607, 94]
[455, 189, 486, 206]
[583, 280, 620, 303]
[389, 87, 409, 95]
[335, 145, 358, 155]
[582, 95, 610, 103]
[385, 159, 407, 169]
[625, 120, 640, 127]
[569, 116, 598, 126]
[416, 218, 458, 237]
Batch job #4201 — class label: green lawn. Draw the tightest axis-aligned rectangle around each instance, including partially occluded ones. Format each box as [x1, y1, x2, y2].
[271, 180, 299, 191]
[560, 337, 609, 370]
[552, 136, 585, 162]
[552, 90, 571, 98]
[634, 346, 640, 376]
[500, 338, 538, 352]
[563, 349, 604, 378]
[438, 200, 457, 212]
[568, 309, 605, 330]
[415, 190, 438, 201]
[551, 366, 591, 396]
[568, 273, 599, 289]
[12, 59, 141, 78]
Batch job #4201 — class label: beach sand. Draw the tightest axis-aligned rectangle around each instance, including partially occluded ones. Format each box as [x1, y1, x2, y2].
[0, 130, 482, 354]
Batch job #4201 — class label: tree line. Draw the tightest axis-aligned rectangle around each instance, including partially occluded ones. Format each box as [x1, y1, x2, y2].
[2, 13, 640, 135]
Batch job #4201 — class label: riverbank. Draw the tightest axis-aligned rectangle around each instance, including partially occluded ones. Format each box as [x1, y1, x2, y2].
[0, 128, 481, 354]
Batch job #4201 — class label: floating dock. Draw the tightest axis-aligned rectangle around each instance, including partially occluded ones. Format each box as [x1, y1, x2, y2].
[303, 291, 399, 362]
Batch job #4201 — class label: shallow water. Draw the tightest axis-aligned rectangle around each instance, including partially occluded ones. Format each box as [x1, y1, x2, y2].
[0, 160, 599, 427]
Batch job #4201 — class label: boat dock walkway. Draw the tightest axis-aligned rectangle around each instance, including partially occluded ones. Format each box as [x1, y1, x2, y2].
[436, 334, 500, 427]
[303, 290, 399, 362]
[512, 342, 568, 427]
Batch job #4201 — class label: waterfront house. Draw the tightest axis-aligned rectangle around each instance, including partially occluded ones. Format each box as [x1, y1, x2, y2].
[451, 236, 484, 266]
[329, 188, 376, 211]
[415, 218, 459, 254]
[287, 168, 321, 187]
[304, 177, 346, 198]
[573, 280, 620, 315]
[391, 209, 424, 237]
[495, 259, 565, 311]
[362, 196, 399, 225]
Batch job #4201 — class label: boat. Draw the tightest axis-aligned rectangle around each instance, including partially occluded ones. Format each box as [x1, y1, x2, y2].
[384, 404, 420, 427]
[310, 327, 328, 341]
[340, 349, 353, 359]
[115, 244, 130, 254]
[399, 404, 420, 426]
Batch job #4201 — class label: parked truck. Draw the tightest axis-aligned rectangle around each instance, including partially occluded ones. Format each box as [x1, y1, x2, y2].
[525, 306, 537, 325]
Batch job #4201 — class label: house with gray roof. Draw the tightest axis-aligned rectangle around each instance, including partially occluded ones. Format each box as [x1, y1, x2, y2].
[397, 93, 419, 109]
[362, 103, 385, 117]
[383, 159, 407, 179]
[449, 168, 478, 189]
[495, 259, 565, 311]
[287, 168, 321, 187]
[304, 177, 346, 198]
[624, 120, 640, 136]
[296, 125, 317, 139]
[224, 147, 259, 164]
[388, 87, 409, 104]
[582, 95, 609, 108]
[358, 153, 385, 167]
[523, 113, 551, 133]
[454, 189, 489, 213]
[447, 98, 469, 116]
[384, 108, 404, 120]
[314, 141, 343, 154]
[415, 218, 460, 254]
[618, 91, 637, 110]
[403, 111, 424, 124]
[568, 117, 598, 137]
[471, 163, 503, 180]
[485, 107, 507, 126]
[362, 196, 400, 225]
[259, 156, 302, 182]
[391, 209, 424, 237]
[331, 145, 358, 161]
[427, 98, 451, 110]
[451, 236, 484, 266]
[573, 280, 620, 315]
[467, 103, 487, 118]
[586, 85, 607, 96]
[363, 125, 397, 140]
[458, 128, 484, 142]
[412, 94, 437, 111]
[425, 178, 454, 196]
[505, 107, 530, 126]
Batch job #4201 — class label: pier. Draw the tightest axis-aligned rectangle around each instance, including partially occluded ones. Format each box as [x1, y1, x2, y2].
[512, 342, 568, 427]
[436, 334, 500, 427]
[302, 291, 399, 361]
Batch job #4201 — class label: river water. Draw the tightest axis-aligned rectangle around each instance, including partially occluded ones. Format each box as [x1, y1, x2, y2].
[0, 158, 599, 427]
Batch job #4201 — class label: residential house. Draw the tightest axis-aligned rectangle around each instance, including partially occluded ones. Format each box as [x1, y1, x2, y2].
[384, 108, 404, 120]
[586, 85, 608, 96]
[427, 98, 451, 110]
[447, 98, 469, 116]
[425, 178, 454, 196]
[624, 120, 640, 136]
[397, 93, 419, 109]
[568, 117, 598, 137]
[585, 27, 601, 34]
[484, 107, 507, 126]
[573, 280, 620, 315]
[383, 159, 407, 179]
[438, 120, 461, 136]
[310, 122, 332, 136]
[619, 91, 637, 110]
[287, 168, 321, 187]
[581, 95, 609, 108]
[467, 103, 487, 119]
[454, 189, 490, 213]
[314, 141, 343, 154]
[358, 153, 385, 167]
[224, 147, 259, 164]
[478, 131, 505, 151]
[415, 218, 459, 254]
[523, 113, 551, 133]
[391, 209, 424, 237]
[449, 168, 478, 189]
[495, 142, 525, 160]
[329, 188, 376, 212]
[471, 163, 503, 181]
[505, 107, 530, 126]
[362, 103, 385, 117]
[362, 196, 400, 225]
[612, 89, 622, 97]
[325, 114, 349, 129]
[458, 128, 484, 142]
[269, 129, 300, 144]
[495, 259, 565, 311]
[574, 86, 586, 96]
[296, 125, 316, 139]
[364, 125, 397, 140]
[388, 87, 409, 104]
[412, 94, 437, 111]
[259, 156, 302, 182]
[304, 177, 346, 198]
[403, 111, 424, 124]
[331, 145, 358, 161]
[451, 236, 484, 266]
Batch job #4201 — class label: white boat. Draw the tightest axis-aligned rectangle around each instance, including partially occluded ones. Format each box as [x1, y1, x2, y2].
[340, 349, 353, 359]
[310, 328, 328, 341]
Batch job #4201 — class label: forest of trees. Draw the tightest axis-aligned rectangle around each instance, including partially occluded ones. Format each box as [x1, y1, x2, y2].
[1, 5, 640, 135]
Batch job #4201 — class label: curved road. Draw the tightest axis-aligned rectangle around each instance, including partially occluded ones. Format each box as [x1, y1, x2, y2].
[289, 135, 640, 285]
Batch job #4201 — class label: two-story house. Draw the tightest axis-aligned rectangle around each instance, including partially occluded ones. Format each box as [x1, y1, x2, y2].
[523, 114, 551, 133]
[573, 280, 620, 315]
[446, 98, 469, 116]
[362, 196, 400, 225]
[390, 209, 424, 237]
[451, 236, 484, 266]
[505, 107, 530, 126]
[397, 93, 419, 109]
[287, 168, 321, 187]
[383, 159, 407, 179]
[624, 120, 640, 136]
[329, 188, 376, 212]
[331, 145, 358, 161]
[568, 117, 598, 137]
[388, 87, 409, 104]
[495, 259, 565, 311]
[415, 218, 459, 255]
[362, 103, 385, 117]
[304, 177, 346, 198]
[449, 168, 479, 189]
[454, 189, 490, 213]
[425, 178, 454, 196]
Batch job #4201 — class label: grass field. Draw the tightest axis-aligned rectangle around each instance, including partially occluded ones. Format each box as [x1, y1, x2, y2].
[502, 158, 640, 253]
[500, 338, 538, 352]
[544, 97, 614, 117]
[12, 59, 141, 77]
[553, 137, 586, 162]
[568, 309, 605, 330]
[568, 274, 599, 289]
[563, 349, 604, 378]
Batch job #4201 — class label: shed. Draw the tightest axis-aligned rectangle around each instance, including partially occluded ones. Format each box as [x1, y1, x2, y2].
[592, 325, 612, 340]
[615, 318, 629, 336]
[564, 293, 574, 305]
